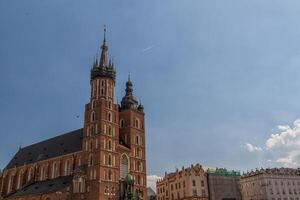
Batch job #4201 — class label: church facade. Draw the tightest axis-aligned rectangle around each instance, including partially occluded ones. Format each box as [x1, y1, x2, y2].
[0, 30, 147, 200]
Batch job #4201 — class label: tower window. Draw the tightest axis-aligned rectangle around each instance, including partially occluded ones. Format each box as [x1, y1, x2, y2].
[91, 100, 96, 109]
[135, 118, 140, 128]
[107, 112, 112, 122]
[88, 154, 94, 166]
[136, 134, 141, 145]
[91, 112, 95, 122]
[120, 119, 125, 128]
[120, 154, 129, 179]
[108, 125, 112, 136]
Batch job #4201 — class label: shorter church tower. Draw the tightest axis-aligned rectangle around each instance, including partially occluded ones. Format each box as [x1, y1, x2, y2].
[119, 76, 146, 199]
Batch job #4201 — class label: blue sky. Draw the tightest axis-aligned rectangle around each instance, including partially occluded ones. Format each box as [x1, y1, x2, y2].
[2, 0, 300, 182]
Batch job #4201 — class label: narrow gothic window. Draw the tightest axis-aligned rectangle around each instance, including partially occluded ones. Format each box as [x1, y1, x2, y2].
[91, 112, 95, 122]
[107, 112, 112, 122]
[28, 167, 34, 181]
[108, 125, 112, 136]
[120, 119, 124, 128]
[91, 100, 96, 109]
[108, 170, 113, 181]
[17, 171, 23, 189]
[103, 124, 107, 134]
[64, 160, 70, 176]
[120, 154, 129, 179]
[51, 163, 56, 178]
[135, 118, 140, 128]
[95, 124, 98, 134]
[136, 135, 141, 145]
[88, 154, 93, 166]
[89, 140, 93, 150]
[107, 140, 112, 150]
[95, 138, 99, 149]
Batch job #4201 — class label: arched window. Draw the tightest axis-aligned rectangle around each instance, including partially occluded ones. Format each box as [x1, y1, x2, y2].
[136, 161, 142, 172]
[27, 167, 34, 182]
[120, 154, 129, 179]
[120, 119, 125, 128]
[85, 140, 88, 151]
[7, 174, 13, 193]
[106, 140, 112, 150]
[52, 162, 58, 178]
[137, 175, 141, 185]
[64, 160, 70, 176]
[95, 138, 99, 149]
[88, 154, 94, 166]
[91, 111, 95, 122]
[40, 166, 46, 181]
[103, 124, 107, 134]
[136, 135, 141, 145]
[91, 100, 96, 109]
[86, 126, 90, 136]
[108, 100, 112, 109]
[108, 170, 113, 181]
[108, 125, 112, 136]
[105, 154, 112, 166]
[136, 147, 141, 158]
[107, 112, 112, 122]
[17, 171, 23, 189]
[89, 140, 93, 151]
[95, 124, 98, 134]
[135, 118, 140, 128]
[100, 80, 105, 96]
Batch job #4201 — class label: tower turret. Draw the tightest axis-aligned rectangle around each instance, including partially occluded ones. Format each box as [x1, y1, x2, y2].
[91, 26, 116, 81]
[120, 75, 144, 113]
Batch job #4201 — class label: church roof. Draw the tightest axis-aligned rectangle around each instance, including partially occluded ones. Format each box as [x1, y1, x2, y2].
[5, 175, 73, 198]
[5, 129, 83, 169]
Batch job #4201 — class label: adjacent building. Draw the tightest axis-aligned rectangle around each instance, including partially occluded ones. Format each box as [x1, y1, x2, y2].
[0, 29, 147, 200]
[240, 168, 300, 200]
[207, 168, 241, 200]
[147, 187, 156, 200]
[156, 164, 209, 200]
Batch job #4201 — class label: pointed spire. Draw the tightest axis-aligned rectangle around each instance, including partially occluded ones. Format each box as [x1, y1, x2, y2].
[100, 25, 108, 67]
[109, 55, 112, 67]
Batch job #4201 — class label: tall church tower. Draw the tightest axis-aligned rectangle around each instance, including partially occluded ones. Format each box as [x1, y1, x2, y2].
[83, 27, 120, 200]
[82, 27, 147, 200]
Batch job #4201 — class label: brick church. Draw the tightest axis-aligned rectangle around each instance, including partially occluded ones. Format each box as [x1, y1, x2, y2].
[0, 28, 147, 200]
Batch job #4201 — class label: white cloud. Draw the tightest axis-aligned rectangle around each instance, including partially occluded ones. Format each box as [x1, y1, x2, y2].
[147, 175, 162, 191]
[245, 143, 262, 152]
[246, 119, 300, 167]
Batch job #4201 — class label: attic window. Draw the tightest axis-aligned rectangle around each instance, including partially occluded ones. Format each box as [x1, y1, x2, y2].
[64, 149, 68, 152]
[60, 142, 64, 146]
[34, 186, 39, 189]
[28, 152, 32, 155]
[29, 159, 33, 161]
[49, 183, 54, 187]
[43, 147, 47, 151]
[14, 157, 18, 159]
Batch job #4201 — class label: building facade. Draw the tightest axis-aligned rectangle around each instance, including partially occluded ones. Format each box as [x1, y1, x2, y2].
[207, 168, 241, 200]
[240, 168, 300, 200]
[0, 29, 147, 200]
[156, 164, 209, 200]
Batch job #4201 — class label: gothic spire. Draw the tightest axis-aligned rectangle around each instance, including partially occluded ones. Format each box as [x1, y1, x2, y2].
[100, 25, 108, 67]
